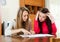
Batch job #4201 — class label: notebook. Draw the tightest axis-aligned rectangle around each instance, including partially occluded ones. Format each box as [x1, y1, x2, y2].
[20, 34, 53, 38]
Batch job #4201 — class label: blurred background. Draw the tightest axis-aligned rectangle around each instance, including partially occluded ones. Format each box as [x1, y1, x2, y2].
[0, 0, 60, 37]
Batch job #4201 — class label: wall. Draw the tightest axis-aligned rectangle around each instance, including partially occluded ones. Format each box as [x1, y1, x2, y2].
[1, 0, 19, 35]
[45, 0, 60, 38]
[0, 4, 2, 35]
[1, 0, 19, 21]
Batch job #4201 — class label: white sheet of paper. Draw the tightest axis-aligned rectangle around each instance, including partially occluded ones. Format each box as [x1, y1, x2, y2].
[20, 34, 53, 38]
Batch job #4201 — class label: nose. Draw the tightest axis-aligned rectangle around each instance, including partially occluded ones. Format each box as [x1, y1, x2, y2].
[26, 16, 27, 19]
[25, 16, 27, 20]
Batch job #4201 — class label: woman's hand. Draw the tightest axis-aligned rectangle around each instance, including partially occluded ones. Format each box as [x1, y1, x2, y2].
[47, 13, 55, 23]
[21, 29, 31, 35]
[30, 30, 35, 34]
[36, 11, 40, 20]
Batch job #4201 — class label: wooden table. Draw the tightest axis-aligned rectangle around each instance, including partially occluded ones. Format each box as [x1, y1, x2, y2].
[0, 36, 54, 42]
[53, 37, 60, 42]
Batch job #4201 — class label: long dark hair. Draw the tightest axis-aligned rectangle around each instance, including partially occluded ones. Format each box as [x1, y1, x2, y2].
[38, 8, 52, 34]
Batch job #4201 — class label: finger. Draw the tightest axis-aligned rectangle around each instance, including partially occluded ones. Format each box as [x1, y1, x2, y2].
[36, 12, 39, 20]
[28, 32, 31, 35]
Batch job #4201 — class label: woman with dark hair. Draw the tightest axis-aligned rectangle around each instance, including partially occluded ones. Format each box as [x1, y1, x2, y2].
[34, 8, 57, 35]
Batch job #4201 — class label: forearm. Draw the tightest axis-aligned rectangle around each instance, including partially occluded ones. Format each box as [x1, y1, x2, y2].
[49, 16, 55, 23]
[11, 29, 22, 35]
[47, 13, 55, 23]
[47, 14, 55, 23]
[50, 19, 54, 23]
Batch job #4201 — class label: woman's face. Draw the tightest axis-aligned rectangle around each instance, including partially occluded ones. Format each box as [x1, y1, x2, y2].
[22, 11, 28, 21]
[38, 12, 47, 22]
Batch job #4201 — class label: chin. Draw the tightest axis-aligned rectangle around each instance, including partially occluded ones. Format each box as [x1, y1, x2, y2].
[24, 21, 26, 22]
[24, 20, 27, 22]
[40, 20, 44, 22]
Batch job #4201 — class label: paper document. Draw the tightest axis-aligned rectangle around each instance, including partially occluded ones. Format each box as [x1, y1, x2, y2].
[20, 34, 53, 38]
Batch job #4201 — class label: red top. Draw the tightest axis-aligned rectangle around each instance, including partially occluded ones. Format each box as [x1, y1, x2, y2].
[34, 19, 57, 35]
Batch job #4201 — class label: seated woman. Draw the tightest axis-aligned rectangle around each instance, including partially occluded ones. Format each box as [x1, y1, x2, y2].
[34, 8, 57, 35]
[5, 7, 34, 36]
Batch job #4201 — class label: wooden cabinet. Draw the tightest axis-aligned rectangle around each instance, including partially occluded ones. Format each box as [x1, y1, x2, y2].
[20, 0, 45, 14]
[20, 0, 45, 7]
[25, 0, 45, 7]
[20, 0, 25, 7]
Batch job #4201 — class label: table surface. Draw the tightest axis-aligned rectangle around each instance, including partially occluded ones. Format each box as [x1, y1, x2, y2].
[0, 36, 54, 42]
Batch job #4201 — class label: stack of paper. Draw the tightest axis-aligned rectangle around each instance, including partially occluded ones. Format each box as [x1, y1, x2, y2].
[20, 34, 53, 38]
